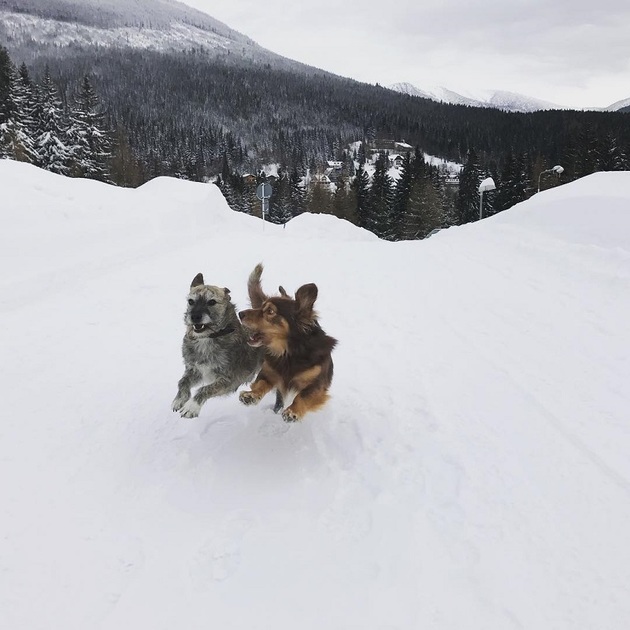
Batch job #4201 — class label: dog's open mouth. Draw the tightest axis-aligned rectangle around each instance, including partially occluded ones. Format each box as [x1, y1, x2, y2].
[246, 332, 264, 347]
[192, 324, 208, 333]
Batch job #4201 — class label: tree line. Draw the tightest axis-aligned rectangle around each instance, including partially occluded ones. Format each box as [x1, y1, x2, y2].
[0, 46, 111, 180]
[2, 44, 630, 241]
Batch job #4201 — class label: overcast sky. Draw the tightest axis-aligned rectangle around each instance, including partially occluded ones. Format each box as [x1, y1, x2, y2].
[179, 0, 630, 109]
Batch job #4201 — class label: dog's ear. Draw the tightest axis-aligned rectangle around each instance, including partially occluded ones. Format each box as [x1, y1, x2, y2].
[295, 283, 318, 322]
[279, 285, 289, 298]
[223, 287, 231, 300]
[248, 263, 268, 308]
[191, 273, 204, 288]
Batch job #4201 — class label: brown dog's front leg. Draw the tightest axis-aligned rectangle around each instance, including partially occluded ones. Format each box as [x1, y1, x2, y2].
[239, 375, 274, 406]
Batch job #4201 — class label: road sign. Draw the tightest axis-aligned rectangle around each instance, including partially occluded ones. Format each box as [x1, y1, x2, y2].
[256, 182, 272, 200]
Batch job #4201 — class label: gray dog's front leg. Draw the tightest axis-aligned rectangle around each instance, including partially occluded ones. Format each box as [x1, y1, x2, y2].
[172, 367, 202, 413]
[179, 379, 237, 419]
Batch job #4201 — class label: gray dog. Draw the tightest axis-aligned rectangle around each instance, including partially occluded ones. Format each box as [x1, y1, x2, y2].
[172, 272, 263, 418]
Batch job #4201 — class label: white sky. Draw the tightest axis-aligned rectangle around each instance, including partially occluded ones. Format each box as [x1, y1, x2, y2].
[180, 0, 630, 109]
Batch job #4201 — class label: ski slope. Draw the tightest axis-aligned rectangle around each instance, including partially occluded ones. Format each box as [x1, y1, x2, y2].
[1, 160, 629, 629]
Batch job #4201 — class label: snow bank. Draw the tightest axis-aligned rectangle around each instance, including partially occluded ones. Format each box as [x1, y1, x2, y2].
[1, 160, 629, 630]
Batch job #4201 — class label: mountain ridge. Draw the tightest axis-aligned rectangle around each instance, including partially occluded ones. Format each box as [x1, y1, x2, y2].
[388, 81, 629, 114]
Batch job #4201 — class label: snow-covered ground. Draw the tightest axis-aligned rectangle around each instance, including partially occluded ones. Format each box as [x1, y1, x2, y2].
[1, 160, 629, 630]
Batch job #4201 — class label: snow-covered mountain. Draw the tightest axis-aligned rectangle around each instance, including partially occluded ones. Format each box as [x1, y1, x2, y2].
[0, 0, 296, 67]
[389, 82, 563, 112]
[390, 81, 630, 113]
[2, 159, 630, 629]
[604, 96, 630, 112]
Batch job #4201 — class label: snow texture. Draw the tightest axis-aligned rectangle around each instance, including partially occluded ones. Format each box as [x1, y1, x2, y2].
[1, 160, 630, 629]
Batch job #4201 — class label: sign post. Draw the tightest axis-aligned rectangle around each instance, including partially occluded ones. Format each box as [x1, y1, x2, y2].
[256, 182, 272, 227]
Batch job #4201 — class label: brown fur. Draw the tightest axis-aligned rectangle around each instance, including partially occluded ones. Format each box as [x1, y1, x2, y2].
[238, 264, 337, 422]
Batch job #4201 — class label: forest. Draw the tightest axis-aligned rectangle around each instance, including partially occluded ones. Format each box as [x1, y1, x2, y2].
[1, 43, 629, 240]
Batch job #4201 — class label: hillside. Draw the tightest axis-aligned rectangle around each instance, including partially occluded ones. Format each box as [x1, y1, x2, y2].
[1, 159, 629, 629]
[2, 0, 630, 187]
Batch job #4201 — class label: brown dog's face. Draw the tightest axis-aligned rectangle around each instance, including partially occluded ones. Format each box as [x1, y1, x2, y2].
[239, 298, 291, 355]
[239, 283, 318, 356]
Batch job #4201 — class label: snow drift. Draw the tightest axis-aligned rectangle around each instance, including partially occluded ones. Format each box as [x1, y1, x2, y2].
[1, 160, 629, 629]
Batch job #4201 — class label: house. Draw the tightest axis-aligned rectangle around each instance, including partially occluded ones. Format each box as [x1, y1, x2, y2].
[242, 173, 256, 185]
[327, 160, 343, 170]
[389, 154, 404, 168]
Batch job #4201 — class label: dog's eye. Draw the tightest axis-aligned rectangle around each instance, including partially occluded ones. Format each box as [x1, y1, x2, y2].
[207, 299, 216, 306]
[188, 299, 194, 305]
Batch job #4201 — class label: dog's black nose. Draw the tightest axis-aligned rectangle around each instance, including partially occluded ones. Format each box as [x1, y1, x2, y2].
[191, 313, 203, 323]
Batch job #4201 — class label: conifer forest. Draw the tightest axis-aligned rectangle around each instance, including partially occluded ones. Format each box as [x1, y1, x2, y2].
[1, 44, 629, 240]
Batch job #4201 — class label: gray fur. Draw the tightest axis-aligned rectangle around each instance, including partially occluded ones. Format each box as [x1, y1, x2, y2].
[172, 273, 263, 418]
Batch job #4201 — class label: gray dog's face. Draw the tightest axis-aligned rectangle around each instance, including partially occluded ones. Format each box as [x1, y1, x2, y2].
[185, 273, 233, 336]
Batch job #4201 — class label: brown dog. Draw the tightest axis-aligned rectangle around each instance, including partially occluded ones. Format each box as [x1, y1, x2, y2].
[238, 264, 337, 422]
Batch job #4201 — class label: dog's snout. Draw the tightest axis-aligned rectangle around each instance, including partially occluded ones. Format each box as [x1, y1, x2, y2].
[191, 312, 203, 323]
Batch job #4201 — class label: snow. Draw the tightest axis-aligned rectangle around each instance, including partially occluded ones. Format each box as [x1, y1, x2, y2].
[388, 82, 565, 113]
[1, 159, 630, 629]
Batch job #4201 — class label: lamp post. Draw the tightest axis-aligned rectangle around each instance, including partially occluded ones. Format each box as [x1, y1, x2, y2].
[537, 165, 564, 193]
[478, 177, 496, 220]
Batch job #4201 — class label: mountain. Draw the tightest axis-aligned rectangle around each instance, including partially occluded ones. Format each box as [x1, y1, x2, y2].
[604, 97, 630, 112]
[0, 0, 307, 70]
[390, 82, 630, 114]
[2, 0, 630, 198]
[388, 82, 563, 112]
[2, 158, 630, 628]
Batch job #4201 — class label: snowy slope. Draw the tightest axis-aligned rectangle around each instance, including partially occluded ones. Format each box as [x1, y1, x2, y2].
[1, 160, 630, 629]
[0, 0, 285, 64]
[388, 82, 563, 112]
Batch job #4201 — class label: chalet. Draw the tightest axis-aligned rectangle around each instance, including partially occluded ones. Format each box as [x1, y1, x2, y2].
[389, 154, 405, 168]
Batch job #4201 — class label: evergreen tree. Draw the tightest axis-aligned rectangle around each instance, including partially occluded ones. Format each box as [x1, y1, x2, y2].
[268, 166, 293, 224]
[391, 151, 413, 240]
[332, 176, 357, 224]
[352, 163, 371, 229]
[66, 77, 112, 179]
[0, 54, 35, 161]
[34, 67, 72, 175]
[599, 133, 628, 171]
[367, 152, 394, 238]
[0, 46, 14, 129]
[456, 148, 481, 224]
[289, 167, 306, 216]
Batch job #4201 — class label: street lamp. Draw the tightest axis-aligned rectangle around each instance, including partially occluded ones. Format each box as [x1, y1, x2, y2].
[478, 177, 496, 220]
[537, 165, 564, 192]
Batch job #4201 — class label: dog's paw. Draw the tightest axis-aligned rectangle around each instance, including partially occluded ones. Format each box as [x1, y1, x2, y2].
[180, 399, 202, 419]
[239, 391, 261, 406]
[281, 408, 301, 423]
[172, 395, 189, 412]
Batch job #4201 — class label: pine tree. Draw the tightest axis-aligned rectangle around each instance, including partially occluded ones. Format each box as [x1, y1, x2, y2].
[391, 152, 413, 240]
[66, 76, 112, 180]
[289, 167, 306, 216]
[367, 152, 394, 238]
[599, 133, 628, 171]
[268, 167, 293, 224]
[34, 67, 72, 175]
[331, 176, 357, 224]
[0, 53, 35, 162]
[352, 163, 371, 229]
[456, 148, 481, 224]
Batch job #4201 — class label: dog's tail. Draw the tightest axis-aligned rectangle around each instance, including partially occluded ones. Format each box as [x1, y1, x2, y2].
[248, 263, 267, 308]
